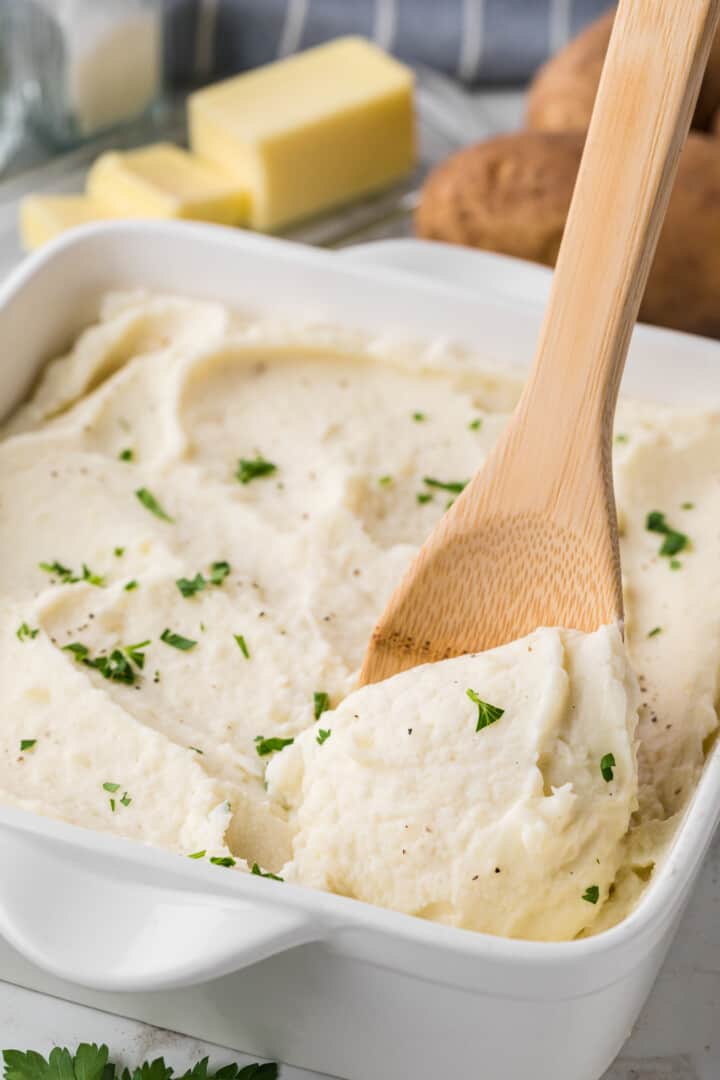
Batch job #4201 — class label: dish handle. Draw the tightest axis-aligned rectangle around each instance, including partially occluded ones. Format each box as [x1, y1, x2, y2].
[0, 821, 323, 992]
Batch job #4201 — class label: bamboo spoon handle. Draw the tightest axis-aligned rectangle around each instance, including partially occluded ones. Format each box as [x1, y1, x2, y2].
[499, 0, 720, 508]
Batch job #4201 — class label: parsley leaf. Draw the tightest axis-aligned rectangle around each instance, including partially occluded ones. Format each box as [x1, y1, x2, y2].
[316, 728, 331, 745]
[416, 492, 433, 505]
[600, 752, 616, 782]
[114, 547, 125, 557]
[20, 739, 36, 752]
[177, 573, 207, 598]
[118, 448, 134, 462]
[468, 418, 483, 431]
[188, 850, 206, 859]
[412, 412, 427, 422]
[209, 560, 231, 585]
[681, 501, 695, 510]
[378, 475, 393, 487]
[313, 691, 330, 720]
[160, 628, 197, 651]
[254, 735, 294, 757]
[102, 782, 120, 793]
[423, 476, 467, 495]
[209, 856, 236, 868]
[251, 862, 284, 882]
[236, 456, 277, 484]
[582, 885, 600, 904]
[16, 623, 39, 642]
[1, 1044, 278, 1080]
[648, 626, 662, 638]
[466, 689, 504, 732]
[234, 634, 250, 658]
[124, 580, 139, 591]
[135, 488, 174, 522]
[63, 642, 89, 661]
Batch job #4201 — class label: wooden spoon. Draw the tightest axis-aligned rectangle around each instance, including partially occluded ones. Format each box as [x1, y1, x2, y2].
[360, 0, 720, 686]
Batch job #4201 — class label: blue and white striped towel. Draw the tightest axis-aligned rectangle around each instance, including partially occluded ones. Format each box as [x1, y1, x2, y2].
[164, 0, 611, 87]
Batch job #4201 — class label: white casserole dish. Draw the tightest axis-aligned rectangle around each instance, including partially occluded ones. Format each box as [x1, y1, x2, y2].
[0, 222, 719, 1080]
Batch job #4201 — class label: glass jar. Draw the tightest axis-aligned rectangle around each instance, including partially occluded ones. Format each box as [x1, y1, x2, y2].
[18, 0, 164, 147]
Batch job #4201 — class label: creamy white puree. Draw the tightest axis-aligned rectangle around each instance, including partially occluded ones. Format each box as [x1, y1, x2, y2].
[1, 291, 718, 940]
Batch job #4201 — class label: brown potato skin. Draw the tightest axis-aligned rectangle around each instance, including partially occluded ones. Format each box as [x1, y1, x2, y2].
[416, 132, 720, 339]
[526, 6, 720, 133]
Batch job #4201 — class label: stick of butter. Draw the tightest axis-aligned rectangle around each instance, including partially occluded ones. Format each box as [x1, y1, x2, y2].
[87, 142, 249, 224]
[189, 37, 416, 231]
[20, 195, 111, 251]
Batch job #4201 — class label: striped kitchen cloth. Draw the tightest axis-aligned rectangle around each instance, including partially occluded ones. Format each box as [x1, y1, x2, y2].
[164, 0, 611, 87]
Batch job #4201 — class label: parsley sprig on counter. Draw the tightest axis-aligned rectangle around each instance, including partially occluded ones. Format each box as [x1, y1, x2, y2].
[236, 455, 277, 484]
[466, 689, 504, 732]
[1, 1044, 278, 1080]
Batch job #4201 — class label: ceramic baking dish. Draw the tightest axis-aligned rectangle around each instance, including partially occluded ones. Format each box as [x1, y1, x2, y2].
[1, 222, 719, 1080]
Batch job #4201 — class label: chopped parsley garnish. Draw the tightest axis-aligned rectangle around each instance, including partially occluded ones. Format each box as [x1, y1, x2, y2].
[118, 448, 134, 462]
[39, 560, 105, 586]
[120, 792, 132, 807]
[412, 412, 427, 422]
[251, 862, 284, 882]
[102, 782, 120, 793]
[124, 640, 150, 669]
[614, 433, 628, 444]
[316, 728, 332, 745]
[135, 487, 174, 522]
[466, 689, 504, 732]
[20, 739, 37, 752]
[160, 628, 197, 651]
[670, 558, 682, 570]
[378, 475, 393, 487]
[63, 642, 89, 660]
[109, 799, 116, 813]
[236, 455, 277, 484]
[124, 580, 139, 591]
[469, 418, 483, 431]
[648, 626, 662, 638]
[582, 885, 600, 904]
[16, 623, 39, 642]
[645, 510, 689, 562]
[423, 476, 468, 496]
[0, 1042, 278, 1080]
[234, 633, 250, 658]
[188, 850, 206, 859]
[65, 641, 146, 684]
[416, 492, 433, 505]
[209, 856, 236, 868]
[600, 752, 616, 782]
[255, 735, 294, 757]
[177, 573, 206, 598]
[209, 560, 231, 585]
[681, 501, 695, 510]
[313, 691, 330, 720]
[114, 547, 125, 557]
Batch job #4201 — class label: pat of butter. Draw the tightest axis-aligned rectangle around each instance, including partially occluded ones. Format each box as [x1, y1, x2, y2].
[188, 37, 416, 231]
[20, 195, 110, 251]
[87, 142, 249, 224]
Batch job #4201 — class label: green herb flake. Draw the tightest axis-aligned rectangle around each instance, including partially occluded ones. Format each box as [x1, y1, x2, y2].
[176, 573, 207, 598]
[102, 782, 120, 794]
[416, 492, 433, 505]
[670, 558, 682, 570]
[135, 487, 174, 522]
[16, 623, 39, 642]
[255, 735, 294, 757]
[469, 418, 483, 431]
[20, 739, 37, 752]
[412, 412, 427, 422]
[681, 501, 695, 510]
[86, 649, 136, 684]
[251, 862, 284, 882]
[648, 626, 662, 638]
[645, 510, 689, 563]
[209, 560, 231, 585]
[466, 689, 504, 732]
[124, 580, 139, 591]
[234, 633, 250, 658]
[423, 476, 468, 495]
[114, 547, 125, 558]
[317, 728, 332, 745]
[124, 640, 150, 670]
[118, 448, 134, 462]
[378, 475, 393, 487]
[582, 885, 600, 904]
[38, 560, 79, 584]
[109, 798, 116, 813]
[600, 752, 616, 782]
[313, 691, 330, 720]
[63, 642, 89, 660]
[189, 746, 204, 754]
[614, 433, 628, 444]
[209, 856, 236, 868]
[160, 628, 197, 651]
[236, 455, 277, 485]
[188, 850, 206, 859]
[120, 792, 132, 807]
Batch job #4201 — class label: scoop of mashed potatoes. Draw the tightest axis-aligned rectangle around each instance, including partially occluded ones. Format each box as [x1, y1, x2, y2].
[268, 624, 639, 940]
